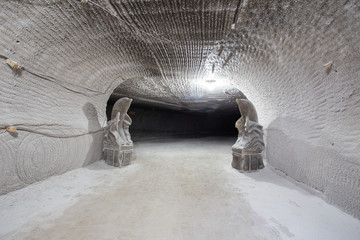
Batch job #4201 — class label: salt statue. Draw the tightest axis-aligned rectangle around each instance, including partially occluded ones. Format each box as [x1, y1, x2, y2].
[103, 97, 133, 167]
[232, 99, 265, 171]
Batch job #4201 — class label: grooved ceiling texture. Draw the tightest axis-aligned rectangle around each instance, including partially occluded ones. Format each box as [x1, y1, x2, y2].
[0, 0, 360, 219]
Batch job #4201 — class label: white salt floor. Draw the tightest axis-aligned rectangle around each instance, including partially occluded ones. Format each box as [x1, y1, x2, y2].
[1, 137, 360, 240]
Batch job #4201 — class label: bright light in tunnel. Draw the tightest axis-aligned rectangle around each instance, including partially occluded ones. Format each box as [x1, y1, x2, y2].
[204, 79, 217, 91]
[201, 78, 232, 92]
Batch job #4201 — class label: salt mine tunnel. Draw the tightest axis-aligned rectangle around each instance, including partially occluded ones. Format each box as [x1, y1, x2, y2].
[0, 0, 360, 239]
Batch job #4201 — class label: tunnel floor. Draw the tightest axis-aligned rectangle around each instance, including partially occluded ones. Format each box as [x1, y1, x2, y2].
[1, 137, 360, 240]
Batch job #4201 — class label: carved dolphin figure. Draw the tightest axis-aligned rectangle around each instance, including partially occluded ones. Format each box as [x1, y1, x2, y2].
[232, 98, 264, 171]
[236, 98, 258, 123]
[111, 97, 133, 145]
[111, 97, 133, 120]
[103, 97, 134, 167]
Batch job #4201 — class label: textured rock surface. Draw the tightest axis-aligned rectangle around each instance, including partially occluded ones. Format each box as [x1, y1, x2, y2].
[0, 0, 359, 219]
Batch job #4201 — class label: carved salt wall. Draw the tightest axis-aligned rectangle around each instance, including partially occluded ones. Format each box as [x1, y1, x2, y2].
[0, 91, 108, 194]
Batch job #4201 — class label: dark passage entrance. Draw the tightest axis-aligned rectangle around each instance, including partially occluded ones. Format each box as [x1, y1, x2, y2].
[106, 98, 240, 140]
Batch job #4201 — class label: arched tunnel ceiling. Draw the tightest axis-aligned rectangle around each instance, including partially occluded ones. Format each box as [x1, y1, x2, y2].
[2, 0, 358, 116]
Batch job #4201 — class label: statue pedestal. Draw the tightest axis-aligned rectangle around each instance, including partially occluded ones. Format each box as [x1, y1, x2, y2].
[231, 151, 264, 172]
[103, 144, 133, 167]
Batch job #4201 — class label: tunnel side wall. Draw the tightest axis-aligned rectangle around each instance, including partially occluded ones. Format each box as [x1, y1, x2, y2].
[214, 1, 360, 219]
[240, 15, 360, 221]
[0, 1, 121, 194]
[0, 65, 108, 194]
[266, 128, 360, 219]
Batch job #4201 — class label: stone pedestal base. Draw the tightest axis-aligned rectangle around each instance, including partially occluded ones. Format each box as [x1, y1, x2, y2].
[231, 152, 264, 172]
[104, 145, 133, 167]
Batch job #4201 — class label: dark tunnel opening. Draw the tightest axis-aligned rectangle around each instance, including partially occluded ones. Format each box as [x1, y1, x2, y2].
[106, 98, 240, 141]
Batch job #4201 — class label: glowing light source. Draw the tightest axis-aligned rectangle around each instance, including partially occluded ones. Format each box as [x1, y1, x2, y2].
[201, 78, 231, 92]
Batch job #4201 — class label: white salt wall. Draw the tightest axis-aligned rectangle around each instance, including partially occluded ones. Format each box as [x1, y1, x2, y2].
[0, 66, 108, 193]
[0, 1, 122, 194]
[0, 0, 359, 220]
